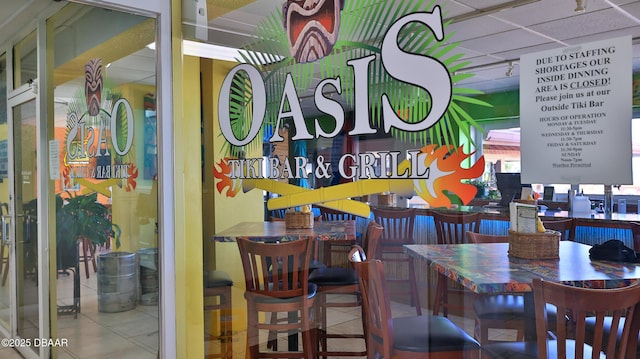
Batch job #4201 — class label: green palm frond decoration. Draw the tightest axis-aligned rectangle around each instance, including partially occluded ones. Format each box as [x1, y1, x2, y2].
[221, 0, 492, 156]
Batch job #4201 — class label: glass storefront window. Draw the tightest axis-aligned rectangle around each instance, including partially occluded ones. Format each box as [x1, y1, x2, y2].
[13, 30, 37, 89]
[49, 3, 159, 358]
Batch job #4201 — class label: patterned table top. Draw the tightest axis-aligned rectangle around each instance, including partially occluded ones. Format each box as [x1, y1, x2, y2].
[404, 241, 640, 294]
[212, 220, 356, 243]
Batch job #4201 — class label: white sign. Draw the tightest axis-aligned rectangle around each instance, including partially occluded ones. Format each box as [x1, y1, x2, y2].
[49, 140, 60, 180]
[520, 36, 632, 185]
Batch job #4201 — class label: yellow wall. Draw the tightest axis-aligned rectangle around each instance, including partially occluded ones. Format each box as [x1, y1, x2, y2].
[172, 0, 205, 347]
[201, 57, 264, 341]
[111, 83, 157, 252]
[207, 59, 263, 233]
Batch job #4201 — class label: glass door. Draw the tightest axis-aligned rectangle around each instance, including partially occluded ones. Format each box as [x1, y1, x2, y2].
[0, 53, 9, 339]
[2, 84, 42, 359]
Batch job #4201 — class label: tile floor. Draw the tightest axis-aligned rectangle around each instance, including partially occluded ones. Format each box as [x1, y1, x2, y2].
[204, 293, 519, 358]
[0, 257, 160, 359]
[2, 269, 519, 358]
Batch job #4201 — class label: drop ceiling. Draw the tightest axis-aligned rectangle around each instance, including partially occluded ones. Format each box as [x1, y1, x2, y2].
[192, 0, 640, 94]
[1, 0, 639, 98]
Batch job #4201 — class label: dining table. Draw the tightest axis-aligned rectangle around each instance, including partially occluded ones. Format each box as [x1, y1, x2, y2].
[403, 241, 640, 342]
[212, 219, 357, 243]
[212, 219, 357, 351]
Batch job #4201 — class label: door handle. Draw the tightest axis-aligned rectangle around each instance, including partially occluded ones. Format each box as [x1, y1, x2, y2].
[1, 215, 10, 246]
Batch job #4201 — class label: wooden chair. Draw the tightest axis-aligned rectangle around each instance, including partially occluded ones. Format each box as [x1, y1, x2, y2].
[629, 222, 640, 251]
[79, 236, 97, 279]
[350, 257, 480, 358]
[465, 231, 560, 345]
[481, 278, 640, 359]
[541, 218, 575, 241]
[317, 207, 359, 266]
[582, 222, 640, 357]
[268, 208, 287, 221]
[432, 211, 481, 317]
[465, 231, 509, 244]
[236, 236, 316, 359]
[203, 270, 234, 359]
[308, 221, 383, 358]
[465, 231, 526, 344]
[371, 207, 421, 315]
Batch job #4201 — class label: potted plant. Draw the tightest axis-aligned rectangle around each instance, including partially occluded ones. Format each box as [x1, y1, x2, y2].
[469, 180, 489, 199]
[56, 191, 121, 270]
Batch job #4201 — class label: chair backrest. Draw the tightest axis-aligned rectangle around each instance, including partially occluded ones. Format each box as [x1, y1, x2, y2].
[465, 231, 509, 244]
[371, 208, 416, 247]
[541, 218, 574, 241]
[349, 258, 394, 359]
[362, 221, 383, 260]
[629, 222, 640, 252]
[348, 244, 366, 263]
[532, 277, 640, 359]
[236, 236, 312, 299]
[268, 208, 287, 221]
[319, 207, 358, 221]
[432, 211, 481, 245]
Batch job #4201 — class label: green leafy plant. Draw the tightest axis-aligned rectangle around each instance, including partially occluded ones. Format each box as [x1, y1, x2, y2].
[469, 180, 488, 198]
[56, 192, 121, 268]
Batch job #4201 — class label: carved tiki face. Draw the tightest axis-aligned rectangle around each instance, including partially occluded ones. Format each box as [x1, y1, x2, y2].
[282, 0, 344, 63]
[85, 58, 103, 116]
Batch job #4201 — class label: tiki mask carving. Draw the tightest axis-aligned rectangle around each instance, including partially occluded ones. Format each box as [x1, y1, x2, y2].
[282, 0, 344, 63]
[85, 58, 103, 116]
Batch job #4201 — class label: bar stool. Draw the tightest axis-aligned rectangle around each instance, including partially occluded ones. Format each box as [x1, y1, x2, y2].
[79, 237, 97, 279]
[372, 207, 421, 315]
[204, 270, 234, 359]
[237, 236, 317, 359]
[308, 221, 383, 358]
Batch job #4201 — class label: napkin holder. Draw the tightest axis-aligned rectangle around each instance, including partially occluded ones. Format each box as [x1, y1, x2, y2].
[508, 229, 560, 259]
[285, 211, 314, 229]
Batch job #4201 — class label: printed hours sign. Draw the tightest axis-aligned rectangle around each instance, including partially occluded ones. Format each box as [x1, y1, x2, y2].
[520, 36, 632, 185]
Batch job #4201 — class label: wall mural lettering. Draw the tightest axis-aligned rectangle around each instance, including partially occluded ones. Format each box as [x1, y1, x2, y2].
[62, 58, 138, 193]
[214, 1, 488, 213]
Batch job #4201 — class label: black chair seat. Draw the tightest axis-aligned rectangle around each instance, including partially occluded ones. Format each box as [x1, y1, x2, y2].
[585, 316, 640, 357]
[371, 315, 480, 353]
[247, 283, 318, 303]
[473, 294, 524, 317]
[310, 259, 327, 272]
[474, 295, 558, 320]
[308, 266, 358, 286]
[481, 340, 603, 359]
[204, 269, 233, 288]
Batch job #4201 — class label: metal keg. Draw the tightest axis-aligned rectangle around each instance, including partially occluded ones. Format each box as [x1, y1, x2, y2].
[97, 252, 137, 312]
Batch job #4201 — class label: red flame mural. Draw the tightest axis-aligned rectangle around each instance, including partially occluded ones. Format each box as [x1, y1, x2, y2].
[125, 164, 138, 192]
[412, 145, 485, 208]
[213, 158, 242, 198]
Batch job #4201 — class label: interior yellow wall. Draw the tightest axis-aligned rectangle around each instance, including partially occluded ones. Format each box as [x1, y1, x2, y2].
[173, 0, 205, 349]
[201, 58, 264, 338]
[111, 83, 158, 253]
[210, 60, 264, 231]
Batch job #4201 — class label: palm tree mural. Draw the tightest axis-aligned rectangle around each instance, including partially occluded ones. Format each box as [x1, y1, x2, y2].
[220, 0, 491, 158]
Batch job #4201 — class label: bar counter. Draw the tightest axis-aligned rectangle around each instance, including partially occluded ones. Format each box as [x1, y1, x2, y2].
[370, 201, 640, 248]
